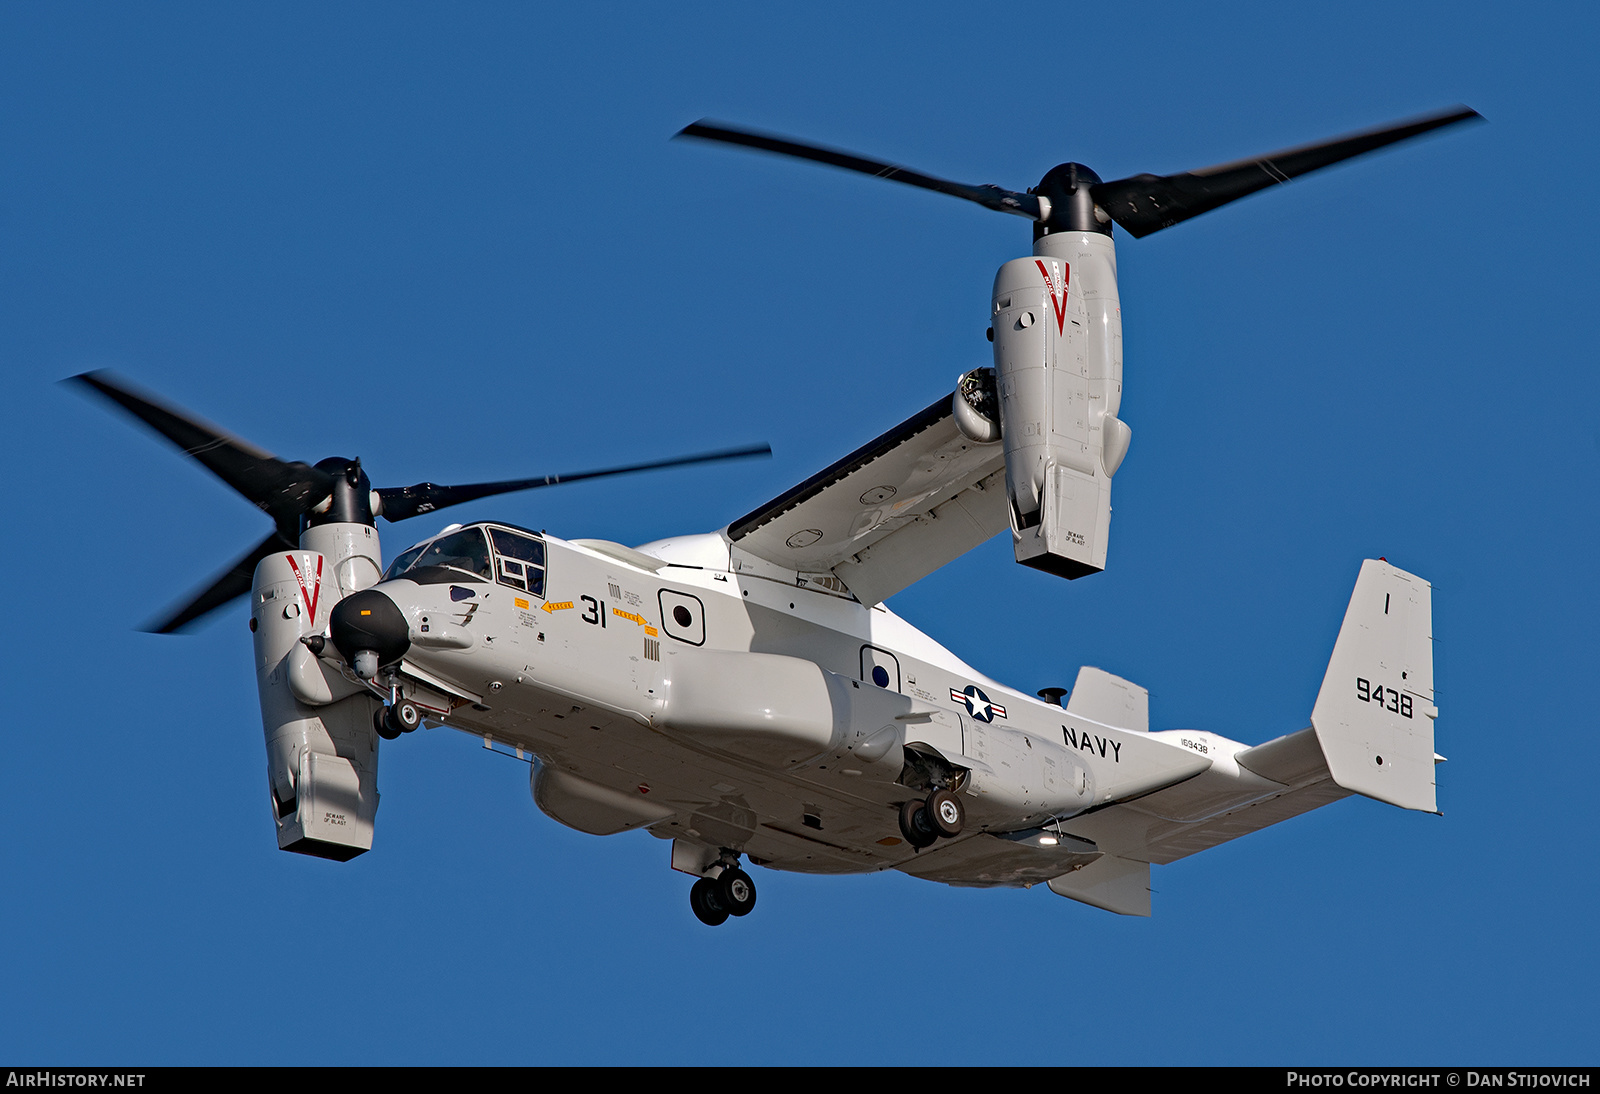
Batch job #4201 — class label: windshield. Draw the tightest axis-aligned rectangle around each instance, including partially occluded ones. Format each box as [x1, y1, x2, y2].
[383, 543, 428, 580]
[389, 527, 493, 580]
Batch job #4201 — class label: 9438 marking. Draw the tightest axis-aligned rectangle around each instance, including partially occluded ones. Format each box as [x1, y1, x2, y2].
[1357, 677, 1412, 719]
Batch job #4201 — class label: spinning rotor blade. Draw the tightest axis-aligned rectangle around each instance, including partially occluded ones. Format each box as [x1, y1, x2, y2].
[377, 443, 773, 522]
[676, 120, 1045, 221]
[68, 371, 334, 523]
[72, 370, 772, 630]
[145, 529, 295, 634]
[1090, 105, 1483, 238]
[681, 107, 1480, 239]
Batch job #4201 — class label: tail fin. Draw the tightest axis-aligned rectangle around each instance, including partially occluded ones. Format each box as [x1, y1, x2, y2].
[1064, 666, 1149, 732]
[1311, 559, 1438, 812]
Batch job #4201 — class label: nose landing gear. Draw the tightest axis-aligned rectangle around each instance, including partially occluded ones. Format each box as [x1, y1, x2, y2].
[688, 854, 757, 926]
[374, 698, 421, 740]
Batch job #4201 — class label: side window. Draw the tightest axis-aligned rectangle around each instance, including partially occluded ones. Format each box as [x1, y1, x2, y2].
[860, 645, 901, 692]
[489, 528, 547, 598]
[658, 589, 705, 646]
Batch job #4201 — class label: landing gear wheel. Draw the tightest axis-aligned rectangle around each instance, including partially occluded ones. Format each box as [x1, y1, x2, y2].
[925, 788, 964, 838]
[374, 707, 402, 740]
[689, 877, 729, 926]
[717, 868, 757, 917]
[899, 799, 938, 849]
[393, 700, 422, 733]
[377, 700, 421, 738]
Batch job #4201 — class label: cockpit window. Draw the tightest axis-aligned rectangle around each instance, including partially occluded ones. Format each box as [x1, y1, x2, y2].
[400, 527, 493, 580]
[489, 527, 546, 597]
[382, 543, 428, 581]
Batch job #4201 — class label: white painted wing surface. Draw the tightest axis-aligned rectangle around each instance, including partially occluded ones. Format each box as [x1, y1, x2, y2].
[726, 394, 1008, 604]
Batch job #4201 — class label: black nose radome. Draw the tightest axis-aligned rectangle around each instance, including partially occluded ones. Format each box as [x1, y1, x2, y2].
[330, 589, 410, 677]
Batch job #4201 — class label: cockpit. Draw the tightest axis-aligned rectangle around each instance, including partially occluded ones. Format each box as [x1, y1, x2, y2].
[383, 522, 547, 598]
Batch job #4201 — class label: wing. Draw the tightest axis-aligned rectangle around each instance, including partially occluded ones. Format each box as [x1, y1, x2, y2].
[727, 393, 1008, 604]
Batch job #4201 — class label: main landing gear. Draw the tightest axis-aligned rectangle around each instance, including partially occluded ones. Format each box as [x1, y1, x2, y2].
[689, 855, 758, 927]
[899, 788, 965, 849]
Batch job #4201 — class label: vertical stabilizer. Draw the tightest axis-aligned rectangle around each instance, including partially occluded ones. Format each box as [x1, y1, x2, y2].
[1064, 666, 1148, 732]
[1311, 560, 1438, 812]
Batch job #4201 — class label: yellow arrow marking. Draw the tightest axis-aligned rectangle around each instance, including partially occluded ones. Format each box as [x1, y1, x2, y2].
[612, 608, 659, 636]
[542, 600, 575, 614]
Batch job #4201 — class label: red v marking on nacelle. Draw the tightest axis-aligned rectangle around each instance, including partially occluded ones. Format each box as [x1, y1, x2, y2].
[285, 553, 323, 624]
[1035, 259, 1071, 335]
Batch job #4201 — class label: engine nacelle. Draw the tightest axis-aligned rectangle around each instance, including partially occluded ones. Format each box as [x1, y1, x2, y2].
[252, 549, 380, 860]
[991, 231, 1127, 578]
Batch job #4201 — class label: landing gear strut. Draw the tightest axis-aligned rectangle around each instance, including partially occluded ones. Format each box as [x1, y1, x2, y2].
[899, 788, 965, 848]
[689, 855, 757, 926]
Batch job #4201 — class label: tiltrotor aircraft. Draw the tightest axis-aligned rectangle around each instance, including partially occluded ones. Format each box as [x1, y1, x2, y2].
[74, 105, 1476, 924]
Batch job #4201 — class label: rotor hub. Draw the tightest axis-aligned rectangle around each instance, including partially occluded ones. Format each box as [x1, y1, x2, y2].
[1034, 162, 1110, 238]
[308, 456, 376, 529]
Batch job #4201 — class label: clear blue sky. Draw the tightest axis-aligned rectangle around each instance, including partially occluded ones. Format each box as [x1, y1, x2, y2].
[3, 1, 1595, 1065]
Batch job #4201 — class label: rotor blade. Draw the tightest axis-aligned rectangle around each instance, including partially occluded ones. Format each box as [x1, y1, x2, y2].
[676, 120, 1045, 221]
[67, 370, 334, 522]
[378, 443, 774, 523]
[144, 529, 295, 634]
[1091, 105, 1482, 238]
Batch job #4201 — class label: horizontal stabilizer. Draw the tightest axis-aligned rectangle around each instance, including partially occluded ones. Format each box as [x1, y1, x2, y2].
[1062, 727, 1353, 867]
[1311, 560, 1438, 812]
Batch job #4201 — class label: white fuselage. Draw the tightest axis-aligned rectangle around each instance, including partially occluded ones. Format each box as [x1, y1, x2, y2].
[372, 527, 1213, 877]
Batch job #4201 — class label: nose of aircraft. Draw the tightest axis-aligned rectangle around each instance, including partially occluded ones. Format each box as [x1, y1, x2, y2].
[330, 588, 411, 679]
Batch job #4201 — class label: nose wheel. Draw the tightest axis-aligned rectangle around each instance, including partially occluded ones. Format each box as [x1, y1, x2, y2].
[374, 699, 421, 740]
[689, 860, 757, 926]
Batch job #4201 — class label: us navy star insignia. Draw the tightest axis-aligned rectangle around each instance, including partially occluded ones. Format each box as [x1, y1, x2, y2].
[950, 684, 1006, 722]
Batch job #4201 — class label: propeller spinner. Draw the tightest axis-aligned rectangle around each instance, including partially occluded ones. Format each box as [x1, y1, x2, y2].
[678, 106, 1482, 238]
[69, 371, 770, 633]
